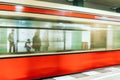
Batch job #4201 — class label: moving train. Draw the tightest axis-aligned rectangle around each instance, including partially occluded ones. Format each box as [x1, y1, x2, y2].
[0, 0, 120, 79]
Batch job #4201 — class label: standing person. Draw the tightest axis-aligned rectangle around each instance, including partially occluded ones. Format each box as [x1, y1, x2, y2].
[8, 29, 15, 53]
[32, 30, 41, 52]
[25, 39, 31, 52]
[43, 31, 49, 52]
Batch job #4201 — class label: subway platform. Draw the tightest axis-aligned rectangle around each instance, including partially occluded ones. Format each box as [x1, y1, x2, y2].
[42, 65, 120, 80]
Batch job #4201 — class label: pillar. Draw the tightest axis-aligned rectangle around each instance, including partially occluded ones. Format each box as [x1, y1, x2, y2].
[73, 0, 84, 7]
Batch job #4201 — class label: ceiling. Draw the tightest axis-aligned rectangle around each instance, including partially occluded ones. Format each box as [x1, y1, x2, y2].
[88, 0, 120, 7]
[39, 0, 120, 8]
[38, 0, 120, 7]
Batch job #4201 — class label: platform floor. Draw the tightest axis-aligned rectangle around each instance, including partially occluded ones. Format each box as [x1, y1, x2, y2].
[42, 65, 120, 80]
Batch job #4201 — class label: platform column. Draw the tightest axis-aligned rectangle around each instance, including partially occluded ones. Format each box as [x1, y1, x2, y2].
[73, 0, 84, 7]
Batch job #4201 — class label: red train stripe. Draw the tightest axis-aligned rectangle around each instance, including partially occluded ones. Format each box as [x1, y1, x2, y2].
[0, 4, 120, 22]
[0, 4, 15, 11]
[0, 4, 95, 19]
[22, 7, 95, 19]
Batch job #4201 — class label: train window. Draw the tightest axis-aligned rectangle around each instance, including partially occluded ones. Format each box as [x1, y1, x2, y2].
[91, 30, 107, 49]
[65, 31, 82, 50]
[0, 18, 120, 54]
[0, 28, 7, 53]
[113, 26, 120, 49]
[47, 30, 64, 52]
[90, 24, 107, 50]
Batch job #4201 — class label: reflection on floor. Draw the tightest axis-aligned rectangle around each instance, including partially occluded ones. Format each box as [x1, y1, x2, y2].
[42, 65, 120, 80]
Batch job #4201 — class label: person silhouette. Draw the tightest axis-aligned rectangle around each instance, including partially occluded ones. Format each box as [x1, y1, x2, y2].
[25, 39, 31, 52]
[43, 31, 49, 52]
[32, 30, 41, 52]
[8, 29, 15, 53]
